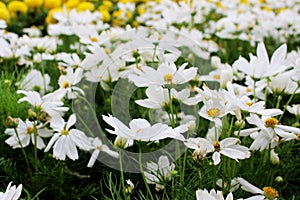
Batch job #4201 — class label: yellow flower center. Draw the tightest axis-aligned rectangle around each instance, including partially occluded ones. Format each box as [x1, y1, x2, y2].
[213, 74, 220, 80]
[212, 141, 220, 151]
[207, 108, 220, 118]
[27, 127, 33, 134]
[136, 129, 142, 134]
[104, 48, 111, 54]
[246, 102, 253, 106]
[265, 118, 279, 128]
[61, 128, 69, 135]
[263, 186, 279, 199]
[296, 133, 300, 140]
[90, 37, 98, 42]
[164, 74, 173, 83]
[62, 81, 69, 89]
[246, 88, 252, 93]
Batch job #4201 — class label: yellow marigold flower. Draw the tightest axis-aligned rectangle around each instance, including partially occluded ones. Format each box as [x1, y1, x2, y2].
[43, 0, 62, 9]
[137, 5, 146, 15]
[132, 20, 139, 27]
[102, 0, 113, 10]
[100, 9, 110, 22]
[24, 0, 43, 8]
[0, 2, 7, 9]
[0, 8, 10, 22]
[76, 2, 94, 12]
[64, 0, 80, 10]
[112, 10, 122, 18]
[8, 1, 28, 15]
[126, 11, 133, 19]
[45, 7, 63, 24]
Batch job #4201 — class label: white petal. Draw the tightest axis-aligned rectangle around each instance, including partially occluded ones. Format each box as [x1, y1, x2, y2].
[212, 152, 221, 165]
[237, 177, 263, 194]
[66, 114, 76, 130]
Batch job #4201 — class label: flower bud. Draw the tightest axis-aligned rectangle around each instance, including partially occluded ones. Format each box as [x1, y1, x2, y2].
[275, 176, 283, 183]
[270, 149, 280, 165]
[4, 116, 19, 128]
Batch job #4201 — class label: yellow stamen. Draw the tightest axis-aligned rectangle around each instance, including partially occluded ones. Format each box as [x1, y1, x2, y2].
[246, 88, 252, 93]
[90, 37, 98, 42]
[213, 74, 220, 80]
[265, 118, 279, 128]
[246, 102, 253, 106]
[164, 74, 173, 83]
[136, 129, 142, 134]
[207, 108, 220, 118]
[263, 186, 279, 199]
[61, 128, 69, 135]
[212, 141, 220, 151]
[62, 81, 69, 89]
[27, 127, 33, 134]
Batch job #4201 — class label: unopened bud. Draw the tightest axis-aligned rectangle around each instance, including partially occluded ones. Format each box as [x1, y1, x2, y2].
[270, 149, 280, 165]
[235, 120, 245, 129]
[28, 109, 37, 120]
[275, 176, 283, 183]
[4, 116, 19, 128]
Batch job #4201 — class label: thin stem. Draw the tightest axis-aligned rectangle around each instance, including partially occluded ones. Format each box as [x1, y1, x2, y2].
[139, 147, 154, 200]
[33, 121, 38, 169]
[119, 150, 127, 199]
[14, 127, 32, 175]
[168, 88, 175, 128]
[264, 78, 270, 105]
[279, 86, 300, 121]
[253, 79, 257, 102]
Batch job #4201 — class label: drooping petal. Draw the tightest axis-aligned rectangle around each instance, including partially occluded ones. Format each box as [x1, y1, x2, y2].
[237, 177, 263, 194]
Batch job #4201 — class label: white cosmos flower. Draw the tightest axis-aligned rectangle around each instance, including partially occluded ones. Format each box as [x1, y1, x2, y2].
[235, 113, 300, 145]
[287, 104, 300, 117]
[185, 127, 250, 165]
[128, 62, 198, 87]
[135, 86, 190, 109]
[44, 114, 92, 161]
[102, 115, 186, 142]
[237, 177, 279, 200]
[198, 99, 229, 127]
[87, 137, 119, 168]
[144, 155, 175, 191]
[17, 69, 52, 95]
[0, 182, 22, 200]
[5, 119, 53, 149]
[196, 188, 233, 200]
[232, 42, 288, 79]
[269, 71, 299, 94]
[58, 67, 84, 99]
[17, 90, 69, 118]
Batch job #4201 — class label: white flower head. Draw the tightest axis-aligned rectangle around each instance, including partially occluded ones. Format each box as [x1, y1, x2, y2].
[0, 182, 22, 200]
[45, 114, 92, 161]
[5, 119, 53, 150]
[87, 137, 119, 168]
[237, 177, 279, 200]
[196, 188, 233, 200]
[102, 114, 186, 142]
[144, 155, 175, 191]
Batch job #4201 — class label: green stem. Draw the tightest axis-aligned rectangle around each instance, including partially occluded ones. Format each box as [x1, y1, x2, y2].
[278, 86, 300, 121]
[168, 88, 175, 128]
[33, 121, 38, 169]
[139, 147, 154, 200]
[253, 79, 257, 102]
[275, 95, 282, 109]
[14, 127, 32, 175]
[264, 78, 270, 105]
[119, 150, 127, 199]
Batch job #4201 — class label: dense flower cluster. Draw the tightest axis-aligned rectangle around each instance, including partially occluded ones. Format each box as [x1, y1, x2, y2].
[0, 0, 300, 199]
